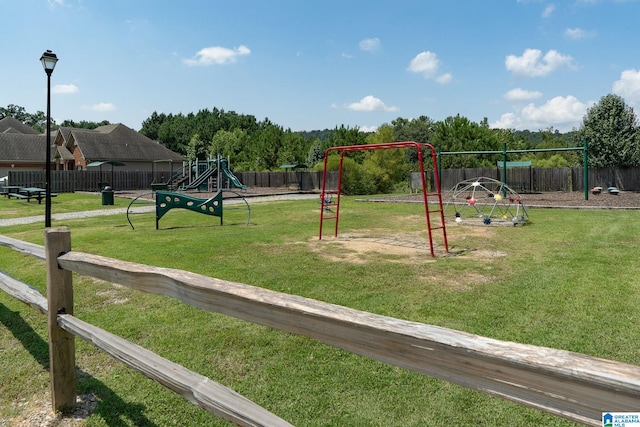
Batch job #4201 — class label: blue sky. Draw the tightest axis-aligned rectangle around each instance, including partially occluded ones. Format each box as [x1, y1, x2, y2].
[3, 0, 640, 133]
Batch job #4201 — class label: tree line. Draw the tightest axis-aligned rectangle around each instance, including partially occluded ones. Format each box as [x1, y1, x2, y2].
[3, 93, 639, 194]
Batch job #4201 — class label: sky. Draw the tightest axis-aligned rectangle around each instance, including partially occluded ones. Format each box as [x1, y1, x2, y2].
[3, 0, 640, 134]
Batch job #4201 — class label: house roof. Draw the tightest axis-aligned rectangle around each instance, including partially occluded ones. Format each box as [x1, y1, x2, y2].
[58, 123, 185, 163]
[0, 120, 185, 165]
[0, 133, 54, 162]
[56, 144, 74, 161]
[0, 117, 40, 135]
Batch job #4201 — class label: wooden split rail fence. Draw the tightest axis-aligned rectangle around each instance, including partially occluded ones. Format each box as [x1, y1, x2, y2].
[1, 228, 639, 426]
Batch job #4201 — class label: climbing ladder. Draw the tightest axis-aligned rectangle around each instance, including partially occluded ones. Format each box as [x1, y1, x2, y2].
[319, 141, 448, 257]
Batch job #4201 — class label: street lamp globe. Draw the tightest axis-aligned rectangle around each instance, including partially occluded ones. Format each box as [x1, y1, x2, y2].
[40, 50, 58, 75]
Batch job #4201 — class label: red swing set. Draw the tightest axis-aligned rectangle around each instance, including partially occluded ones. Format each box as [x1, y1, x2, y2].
[318, 141, 448, 257]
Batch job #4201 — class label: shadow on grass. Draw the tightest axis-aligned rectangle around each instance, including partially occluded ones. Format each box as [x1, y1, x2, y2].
[0, 303, 159, 427]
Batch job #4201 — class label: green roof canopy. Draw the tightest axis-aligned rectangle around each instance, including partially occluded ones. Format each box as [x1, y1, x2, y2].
[496, 161, 532, 168]
[87, 161, 126, 167]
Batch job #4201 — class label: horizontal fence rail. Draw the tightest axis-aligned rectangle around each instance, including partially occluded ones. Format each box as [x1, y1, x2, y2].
[56, 314, 293, 427]
[1, 230, 640, 426]
[0, 232, 292, 427]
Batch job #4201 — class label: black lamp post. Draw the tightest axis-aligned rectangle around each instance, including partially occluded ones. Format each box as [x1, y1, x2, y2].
[40, 50, 58, 227]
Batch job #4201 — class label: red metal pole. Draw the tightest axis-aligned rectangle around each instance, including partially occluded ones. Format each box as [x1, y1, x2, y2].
[317, 142, 448, 256]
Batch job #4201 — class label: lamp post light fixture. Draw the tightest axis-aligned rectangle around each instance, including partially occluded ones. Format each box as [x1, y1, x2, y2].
[40, 50, 58, 227]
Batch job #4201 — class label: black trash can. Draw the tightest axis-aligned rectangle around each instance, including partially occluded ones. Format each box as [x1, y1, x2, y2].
[101, 186, 114, 205]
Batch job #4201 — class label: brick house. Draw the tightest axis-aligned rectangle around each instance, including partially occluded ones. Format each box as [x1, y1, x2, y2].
[0, 117, 185, 178]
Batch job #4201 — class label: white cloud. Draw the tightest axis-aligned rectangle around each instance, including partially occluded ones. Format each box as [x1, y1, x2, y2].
[492, 112, 519, 130]
[564, 27, 593, 40]
[504, 88, 543, 102]
[358, 125, 378, 133]
[359, 38, 380, 52]
[505, 48, 574, 77]
[542, 4, 556, 18]
[612, 69, 640, 106]
[90, 103, 116, 112]
[492, 95, 589, 131]
[182, 45, 250, 66]
[436, 73, 453, 84]
[52, 84, 79, 95]
[344, 95, 398, 112]
[521, 96, 587, 124]
[407, 51, 453, 83]
[47, 0, 66, 7]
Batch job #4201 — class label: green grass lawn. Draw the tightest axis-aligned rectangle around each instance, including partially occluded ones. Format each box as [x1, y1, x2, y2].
[0, 191, 128, 219]
[1, 193, 638, 426]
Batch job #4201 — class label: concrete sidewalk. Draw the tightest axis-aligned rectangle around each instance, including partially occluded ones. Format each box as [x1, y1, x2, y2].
[0, 193, 318, 227]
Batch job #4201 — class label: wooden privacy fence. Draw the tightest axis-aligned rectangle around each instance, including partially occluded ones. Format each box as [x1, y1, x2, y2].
[431, 166, 640, 193]
[235, 171, 332, 191]
[8, 170, 157, 193]
[9, 168, 640, 194]
[8, 171, 332, 193]
[1, 229, 640, 426]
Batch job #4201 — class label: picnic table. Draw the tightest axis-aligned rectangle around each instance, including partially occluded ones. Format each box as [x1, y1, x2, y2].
[6, 187, 57, 204]
[2, 185, 21, 196]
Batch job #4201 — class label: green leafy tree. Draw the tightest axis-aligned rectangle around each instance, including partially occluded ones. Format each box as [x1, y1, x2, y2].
[579, 94, 640, 167]
[391, 115, 435, 143]
[0, 104, 30, 122]
[140, 111, 167, 141]
[158, 114, 192, 155]
[140, 108, 262, 158]
[433, 114, 500, 168]
[59, 119, 110, 129]
[321, 155, 372, 195]
[531, 153, 572, 168]
[253, 119, 284, 170]
[305, 137, 324, 169]
[365, 124, 394, 145]
[277, 130, 308, 167]
[324, 125, 367, 152]
[494, 128, 528, 152]
[0, 104, 50, 132]
[528, 127, 579, 166]
[186, 133, 208, 161]
[363, 124, 410, 190]
[322, 125, 368, 164]
[391, 116, 436, 165]
[209, 128, 253, 169]
[25, 111, 48, 132]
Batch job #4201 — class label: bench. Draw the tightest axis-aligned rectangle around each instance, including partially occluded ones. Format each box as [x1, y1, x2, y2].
[8, 193, 29, 200]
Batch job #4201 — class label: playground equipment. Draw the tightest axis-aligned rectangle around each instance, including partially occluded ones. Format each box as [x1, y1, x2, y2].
[590, 186, 620, 195]
[318, 192, 334, 212]
[179, 157, 246, 191]
[438, 140, 589, 199]
[319, 141, 448, 257]
[444, 177, 528, 226]
[126, 190, 250, 229]
[151, 159, 186, 191]
[156, 191, 222, 229]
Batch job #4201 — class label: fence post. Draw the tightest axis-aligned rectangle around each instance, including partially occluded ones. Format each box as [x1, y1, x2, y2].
[45, 227, 76, 411]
